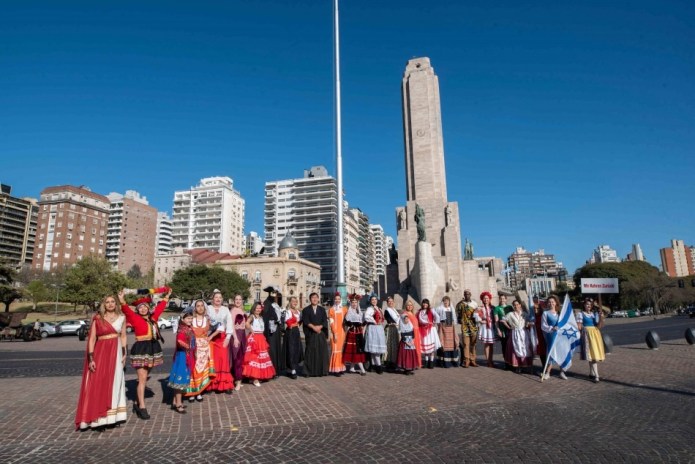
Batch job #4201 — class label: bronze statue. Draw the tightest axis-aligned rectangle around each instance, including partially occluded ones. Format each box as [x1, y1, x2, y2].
[415, 204, 426, 242]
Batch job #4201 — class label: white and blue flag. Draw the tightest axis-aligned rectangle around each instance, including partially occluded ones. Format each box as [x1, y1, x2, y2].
[548, 294, 581, 370]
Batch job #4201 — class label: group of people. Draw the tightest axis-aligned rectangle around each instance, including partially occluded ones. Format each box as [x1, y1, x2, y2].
[74, 287, 606, 432]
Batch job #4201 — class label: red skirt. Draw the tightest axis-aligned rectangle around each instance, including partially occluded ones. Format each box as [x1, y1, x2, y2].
[243, 333, 276, 380]
[397, 342, 419, 370]
[208, 333, 234, 391]
[343, 326, 366, 364]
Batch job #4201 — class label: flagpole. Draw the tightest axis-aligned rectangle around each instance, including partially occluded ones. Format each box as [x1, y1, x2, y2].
[334, 0, 347, 303]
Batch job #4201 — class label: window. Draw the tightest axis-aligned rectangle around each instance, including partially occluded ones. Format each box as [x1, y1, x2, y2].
[254, 271, 261, 282]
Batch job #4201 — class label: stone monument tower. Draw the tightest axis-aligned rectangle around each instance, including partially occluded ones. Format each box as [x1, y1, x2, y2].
[396, 57, 464, 303]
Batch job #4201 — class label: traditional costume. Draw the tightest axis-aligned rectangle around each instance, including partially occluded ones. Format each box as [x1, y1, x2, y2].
[493, 303, 512, 369]
[418, 306, 441, 368]
[168, 319, 196, 391]
[229, 306, 247, 389]
[456, 298, 478, 367]
[207, 303, 234, 392]
[121, 297, 166, 369]
[435, 303, 459, 368]
[283, 306, 303, 378]
[364, 301, 387, 373]
[243, 316, 276, 381]
[302, 304, 329, 377]
[503, 310, 533, 369]
[75, 314, 127, 430]
[577, 309, 605, 382]
[186, 305, 215, 399]
[397, 314, 418, 373]
[383, 305, 400, 370]
[328, 301, 346, 374]
[263, 300, 285, 376]
[343, 297, 367, 373]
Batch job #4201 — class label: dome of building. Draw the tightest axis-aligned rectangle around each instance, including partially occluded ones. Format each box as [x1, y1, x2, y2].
[278, 233, 298, 250]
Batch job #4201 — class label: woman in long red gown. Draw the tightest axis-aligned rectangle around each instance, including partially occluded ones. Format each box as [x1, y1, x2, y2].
[75, 295, 127, 431]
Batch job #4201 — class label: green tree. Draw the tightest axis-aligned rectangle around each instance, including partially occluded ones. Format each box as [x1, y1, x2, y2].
[25, 280, 49, 310]
[62, 257, 130, 311]
[127, 264, 142, 280]
[0, 261, 22, 312]
[573, 261, 662, 309]
[170, 265, 250, 301]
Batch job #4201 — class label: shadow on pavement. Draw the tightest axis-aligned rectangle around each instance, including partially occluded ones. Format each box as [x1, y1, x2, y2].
[601, 378, 695, 397]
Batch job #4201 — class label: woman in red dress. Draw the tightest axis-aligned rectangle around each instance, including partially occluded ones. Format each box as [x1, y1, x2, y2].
[243, 301, 276, 386]
[118, 287, 170, 420]
[75, 295, 127, 431]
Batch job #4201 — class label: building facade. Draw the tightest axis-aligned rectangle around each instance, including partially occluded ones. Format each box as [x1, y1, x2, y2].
[0, 184, 38, 267]
[156, 212, 173, 255]
[660, 239, 694, 277]
[172, 177, 245, 255]
[506, 247, 565, 291]
[106, 191, 157, 273]
[589, 244, 621, 264]
[264, 166, 338, 298]
[244, 231, 264, 256]
[32, 185, 110, 271]
[626, 243, 645, 262]
[216, 234, 321, 306]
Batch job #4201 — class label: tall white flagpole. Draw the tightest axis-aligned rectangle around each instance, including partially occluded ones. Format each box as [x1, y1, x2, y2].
[334, 0, 346, 301]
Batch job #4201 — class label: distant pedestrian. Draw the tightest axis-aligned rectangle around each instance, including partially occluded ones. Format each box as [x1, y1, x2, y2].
[168, 308, 195, 414]
[576, 298, 606, 383]
[75, 295, 127, 431]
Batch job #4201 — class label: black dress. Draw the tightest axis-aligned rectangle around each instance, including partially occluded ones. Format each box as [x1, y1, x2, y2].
[383, 309, 400, 370]
[283, 309, 303, 373]
[301, 305, 329, 377]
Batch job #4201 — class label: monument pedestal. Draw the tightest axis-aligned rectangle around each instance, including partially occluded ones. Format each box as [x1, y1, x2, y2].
[412, 241, 444, 301]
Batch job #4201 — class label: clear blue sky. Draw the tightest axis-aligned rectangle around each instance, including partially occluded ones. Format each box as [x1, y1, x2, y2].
[2, 1, 694, 273]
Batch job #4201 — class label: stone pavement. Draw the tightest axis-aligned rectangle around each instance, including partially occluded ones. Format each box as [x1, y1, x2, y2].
[2, 338, 694, 463]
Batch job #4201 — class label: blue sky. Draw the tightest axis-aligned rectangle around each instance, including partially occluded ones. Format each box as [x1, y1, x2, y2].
[1, 1, 693, 273]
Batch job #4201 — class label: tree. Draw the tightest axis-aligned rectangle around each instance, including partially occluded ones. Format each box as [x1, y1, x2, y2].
[62, 257, 130, 311]
[574, 261, 662, 309]
[127, 264, 142, 280]
[170, 265, 250, 301]
[25, 280, 49, 310]
[0, 261, 22, 312]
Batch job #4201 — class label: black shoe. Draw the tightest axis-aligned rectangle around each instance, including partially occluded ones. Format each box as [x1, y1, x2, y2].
[428, 361, 434, 369]
[225, 389, 234, 395]
[290, 373, 298, 380]
[376, 366, 383, 374]
[139, 407, 150, 420]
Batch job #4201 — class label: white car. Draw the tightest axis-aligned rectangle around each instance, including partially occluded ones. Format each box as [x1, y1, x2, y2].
[158, 317, 175, 330]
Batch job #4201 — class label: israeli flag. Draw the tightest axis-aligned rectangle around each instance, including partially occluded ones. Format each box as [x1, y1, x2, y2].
[548, 295, 581, 370]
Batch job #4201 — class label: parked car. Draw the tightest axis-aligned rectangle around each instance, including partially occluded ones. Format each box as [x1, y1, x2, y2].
[158, 317, 175, 330]
[688, 307, 695, 318]
[37, 322, 58, 338]
[55, 319, 87, 335]
[611, 310, 628, 318]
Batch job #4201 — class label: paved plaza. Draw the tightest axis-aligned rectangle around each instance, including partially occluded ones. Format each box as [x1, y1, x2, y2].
[1, 319, 694, 463]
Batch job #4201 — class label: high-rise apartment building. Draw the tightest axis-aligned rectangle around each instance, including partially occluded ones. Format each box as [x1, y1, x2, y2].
[106, 191, 157, 273]
[344, 205, 361, 294]
[370, 224, 387, 280]
[0, 184, 38, 267]
[156, 212, 173, 255]
[351, 208, 374, 294]
[660, 239, 693, 277]
[626, 243, 645, 262]
[506, 247, 564, 290]
[33, 185, 110, 271]
[172, 177, 245, 255]
[589, 245, 621, 264]
[244, 231, 264, 256]
[264, 166, 338, 297]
